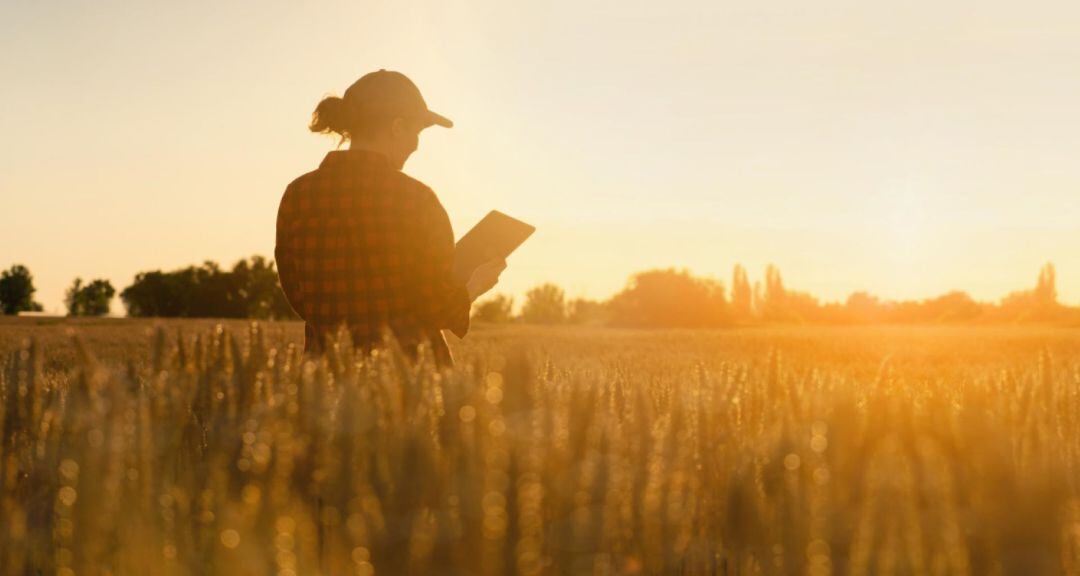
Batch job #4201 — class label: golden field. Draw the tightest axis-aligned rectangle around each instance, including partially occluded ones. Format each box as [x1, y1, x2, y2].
[3, 318, 1080, 575]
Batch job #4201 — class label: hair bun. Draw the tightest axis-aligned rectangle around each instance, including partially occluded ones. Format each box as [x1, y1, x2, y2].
[309, 95, 351, 137]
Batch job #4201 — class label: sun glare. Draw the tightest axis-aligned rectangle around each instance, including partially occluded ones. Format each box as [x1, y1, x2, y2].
[876, 183, 933, 259]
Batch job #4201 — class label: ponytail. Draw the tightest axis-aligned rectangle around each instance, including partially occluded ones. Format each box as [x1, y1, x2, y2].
[309, 95, 353, 140]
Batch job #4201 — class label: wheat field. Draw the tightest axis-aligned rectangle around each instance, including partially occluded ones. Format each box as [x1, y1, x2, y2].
[3, 320, 1080, 575]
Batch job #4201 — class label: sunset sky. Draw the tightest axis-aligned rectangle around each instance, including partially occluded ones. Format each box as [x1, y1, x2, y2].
[3, 0, 1079, 314]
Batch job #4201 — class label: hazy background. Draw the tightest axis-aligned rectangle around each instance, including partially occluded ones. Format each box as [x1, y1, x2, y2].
[2, 0, 1079, 314]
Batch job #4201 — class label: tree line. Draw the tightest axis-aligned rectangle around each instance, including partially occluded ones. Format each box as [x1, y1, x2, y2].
[473, 262, 1080, 327]
[0, 257, 296, 319]
[1, 259, 1076, 326]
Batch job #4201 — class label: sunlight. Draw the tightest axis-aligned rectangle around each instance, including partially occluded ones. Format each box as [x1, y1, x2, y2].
[876, 181, 933, 263]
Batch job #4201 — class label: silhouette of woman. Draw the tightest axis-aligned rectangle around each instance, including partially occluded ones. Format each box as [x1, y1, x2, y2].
[275, 70, 506, 364]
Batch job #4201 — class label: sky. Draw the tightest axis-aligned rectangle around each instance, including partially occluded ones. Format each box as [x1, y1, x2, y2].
[2, 0, 1079, 314]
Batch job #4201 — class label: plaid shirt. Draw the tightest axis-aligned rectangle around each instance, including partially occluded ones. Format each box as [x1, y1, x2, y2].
[275, 149, 470, 363]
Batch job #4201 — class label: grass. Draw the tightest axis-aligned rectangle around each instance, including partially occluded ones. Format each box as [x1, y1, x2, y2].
[3, 319, 1080, 574]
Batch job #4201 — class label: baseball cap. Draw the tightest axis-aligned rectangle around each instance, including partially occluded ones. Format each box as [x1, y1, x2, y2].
[342, 69, 453, 129]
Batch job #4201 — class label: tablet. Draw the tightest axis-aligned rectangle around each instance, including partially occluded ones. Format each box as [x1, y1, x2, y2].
[453, 210, 535, 282]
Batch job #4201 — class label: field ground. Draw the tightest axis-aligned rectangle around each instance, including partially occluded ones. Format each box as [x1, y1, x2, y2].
[3, 318, 1080, 574]
[5, 316, 1080, 378]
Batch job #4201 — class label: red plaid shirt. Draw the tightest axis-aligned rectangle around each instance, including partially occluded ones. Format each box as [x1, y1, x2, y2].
[275, 149, 470, 363]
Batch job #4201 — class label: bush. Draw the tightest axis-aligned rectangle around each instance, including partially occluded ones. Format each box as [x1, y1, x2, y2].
[472, 293, 515, 324]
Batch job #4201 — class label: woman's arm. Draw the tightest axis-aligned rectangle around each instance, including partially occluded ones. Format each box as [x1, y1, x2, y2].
[274, 190, 304, 317]
[412, 191, 472, 338]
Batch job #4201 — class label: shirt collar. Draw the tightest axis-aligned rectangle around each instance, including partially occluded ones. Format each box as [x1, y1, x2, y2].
[319, 148, 392, 171]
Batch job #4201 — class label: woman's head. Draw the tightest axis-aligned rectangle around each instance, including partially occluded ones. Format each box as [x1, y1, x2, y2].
[309, 70, 452, 168]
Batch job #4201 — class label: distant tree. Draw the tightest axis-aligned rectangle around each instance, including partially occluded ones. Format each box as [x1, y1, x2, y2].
[1035, 262, 1057, 305]
[925, 291, 983, 322]
[752, 281, 764, 318]
[817, 301, 848, 324]
[222, 256, 294, 319]
[121, 256, 297, 319]
[567, 297, 608, 325]
[472, 294, 515, 324]
[0, 264, 44, 315]
[608, 268, 729, 328]
[752, 264, 826, 323]
[845, 291, 885, 324]
[64, 279, 83, 316]
[760, 264, 790, 322]
[995, 262, 1066, 322]
[783, 289, 824, 323]
[121, 269, 195, 317]
[65, 278, 116, 316]
[188, 261, 242, 318]
[521, 283, 567, 324]
[730, 264, 753, 321]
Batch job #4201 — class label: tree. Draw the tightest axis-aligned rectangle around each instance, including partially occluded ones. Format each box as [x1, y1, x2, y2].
[996, 263, 1065, 323]
[121, 256, 298, 319]
[233, 256, 295, 320]
[472, 294, 515, 324]
[760, 264, 788, 321]
[756, 264, 822, 323]
[567, 297, 607, 325]
[521, 283, 567, 324]
[844, 291, 885, 324]
[608, 268, 729, 328]
[121, 269, 195, 317]
[925, 291, 983, 322]
[1035, 262, 1057, 305]
[65, 278, 116, 316]
[730, 264, 753, 321]
[0, 264, 44, 315]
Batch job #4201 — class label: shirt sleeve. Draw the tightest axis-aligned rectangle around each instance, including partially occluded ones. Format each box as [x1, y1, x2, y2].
[413, 189, 471, 338]
[275, 190, 304, 317]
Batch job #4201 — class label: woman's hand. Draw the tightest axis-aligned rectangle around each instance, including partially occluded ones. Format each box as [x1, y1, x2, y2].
[467, 258, 507, 302]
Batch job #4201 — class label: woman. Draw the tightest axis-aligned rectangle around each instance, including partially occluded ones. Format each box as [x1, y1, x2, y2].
[275, 69, 506, 365]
